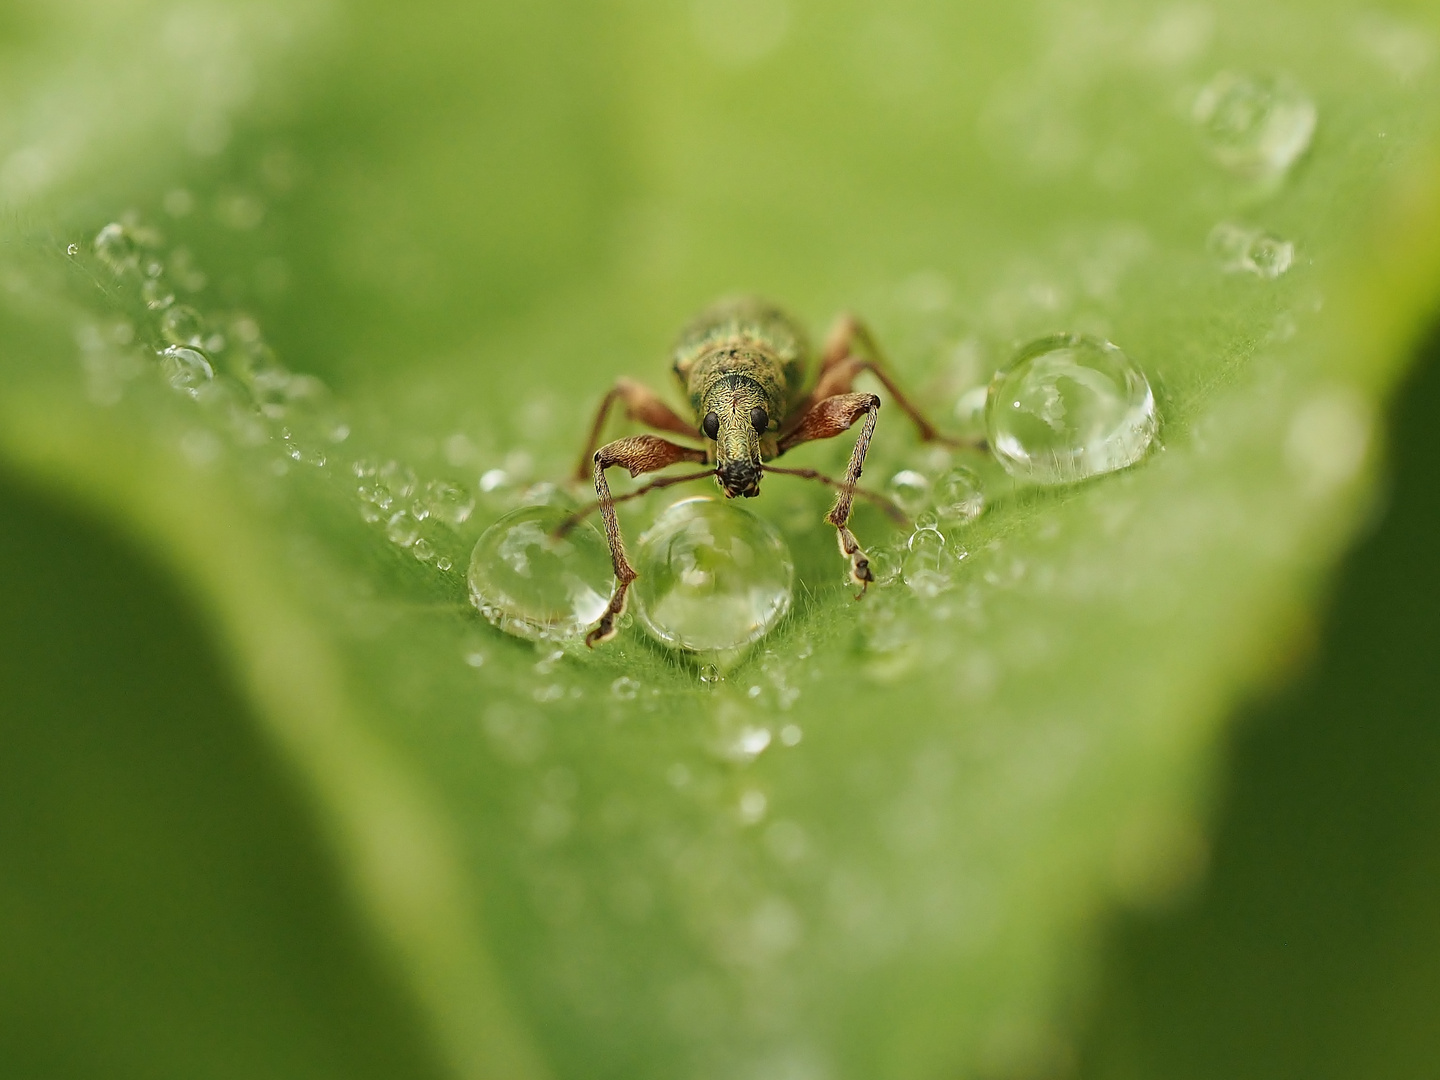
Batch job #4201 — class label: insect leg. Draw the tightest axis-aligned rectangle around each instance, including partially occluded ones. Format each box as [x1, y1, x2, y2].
[760, 464, 908, 525]
[776, 392, 882, 588]
[558, 468, 716, 535]
[587, 435, 709, 647]
[575, 378, 697, 482]
[789, 314, 979, 450]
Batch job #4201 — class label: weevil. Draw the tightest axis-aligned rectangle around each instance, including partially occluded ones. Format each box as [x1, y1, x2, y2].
[569, 296, 971, 647]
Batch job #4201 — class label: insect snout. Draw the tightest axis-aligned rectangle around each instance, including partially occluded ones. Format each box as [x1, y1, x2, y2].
[717, 458, 762, 498]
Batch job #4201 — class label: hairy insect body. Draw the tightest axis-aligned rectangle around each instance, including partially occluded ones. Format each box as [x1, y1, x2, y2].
[573, 296, 966, 646]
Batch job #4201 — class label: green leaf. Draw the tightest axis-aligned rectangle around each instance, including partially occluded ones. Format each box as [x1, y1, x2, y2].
[3, 2, 1440, 1078]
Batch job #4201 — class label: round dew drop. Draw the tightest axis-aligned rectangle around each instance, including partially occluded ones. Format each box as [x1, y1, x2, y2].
[1192, 71, 1316, 180]
[632, 497, 793, 652]
[886, 469, 931, 517]
[934, 466, 985, 523]
[468, 505, 613, 642]
[158, 346, 213, 396]
[986, 334, 1157, 485]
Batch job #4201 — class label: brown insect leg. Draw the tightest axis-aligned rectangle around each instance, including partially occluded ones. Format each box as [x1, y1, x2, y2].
[782, 313, 979, 450]
[760, 464, 909, 526]
[558, 468, 717, 536]
[575, 377, 697, 482]
[587, 435, 709, 647]
[776, 392, 882, 588]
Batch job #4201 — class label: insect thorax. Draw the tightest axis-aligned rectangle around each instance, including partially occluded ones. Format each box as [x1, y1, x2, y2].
[671, 297, 809, 421]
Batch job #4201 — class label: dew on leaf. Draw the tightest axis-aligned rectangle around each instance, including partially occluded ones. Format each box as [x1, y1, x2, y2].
[93, 222, 140, 274]
[699, 663, 724, 685]
[436, 556, 453, 572]
[904, 526, 954, 598]
[385, 510, 422, 548]
[467, 504, 613, 642]
[1208, 223, 1295, 278]
[422, 479, 475, 525]
[157, 345, 213, 396]
[986, 333, 1157, 485]
[934, 466, 985, 523]
[611, 676, 641, 700]
[1192, 71, 1316, 179]
[141, 277, 175, 309]
[412, 538, 435, 561]
[65, 243, 78, 256]
[886, 469, 931, 517]
[159, 304, 205, 346]
[632, 497, 793, 652]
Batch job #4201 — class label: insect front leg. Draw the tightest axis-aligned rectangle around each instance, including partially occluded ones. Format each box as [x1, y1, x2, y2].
[777, 392, 882, 589]
[575, 378, 698, 482]
[588, 434, 708, 647]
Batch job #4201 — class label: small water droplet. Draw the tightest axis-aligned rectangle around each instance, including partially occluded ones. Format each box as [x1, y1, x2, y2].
[412, 537, 435, 561]
[65, 242, 78, 257]
[699, 663, 724, 684]
[464, 649, 486, 668]
[986, 334, 1157, 485]
[904, 527, 954, 597]
[733, 726, 772, 760]
[93, 223, 139, 274]
[386, 511, 422, 548]
[467, 504, 613, 642]
[436, 555, 454, 572]
[864, 546, 903, 586]
[632, 497, 794, 652]
[611, 676, 641, 700]
[934, 466, 985, 522]
[422, 479, 475, 526]
[157, 345, 213, 396]
[779, 723, 803, 747]
[1193, 71, 1316, 179]
[159, 304, 204, 346]
[886, 469, 931, 517]
[1208, 223, 1294, 278]
[141, 276, 175, 309]
[738, 789, 768, 825]
[479, 468, 509, 492]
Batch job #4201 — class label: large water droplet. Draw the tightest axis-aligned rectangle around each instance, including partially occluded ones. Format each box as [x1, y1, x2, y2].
[468, 505, 613, 642]
[986, 334, 1157, 485]
[632, 497, 793, 652]
[1192, 71, 1316, 179]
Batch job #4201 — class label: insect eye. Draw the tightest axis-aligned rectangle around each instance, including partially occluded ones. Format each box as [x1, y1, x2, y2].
[702, 411, 720, 440]
[750, 407, 769, 434]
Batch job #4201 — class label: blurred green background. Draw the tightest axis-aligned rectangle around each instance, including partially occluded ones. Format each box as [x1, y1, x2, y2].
[3, 1, 1440, 1078]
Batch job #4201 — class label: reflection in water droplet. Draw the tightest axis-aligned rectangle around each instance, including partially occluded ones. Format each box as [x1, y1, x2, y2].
[886, 469, 931, 516]
[1193, 71, 1316, 179]
[904, 527, 954, 597]
[467, 505, 613, 642]
[1208, 223, 1294, 278]
[632, 497, 793, 652]
[934, 466, 985, 522]
[986, 334, 1157, 485]
[157, 346, 213, 396]
[160, 304, 204, 346]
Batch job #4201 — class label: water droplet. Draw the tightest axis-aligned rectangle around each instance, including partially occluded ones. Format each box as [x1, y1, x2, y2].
[1208, 223, 1294, 278]
[467, 505, 613, 642]
[699, 663, 724, 684]
[886, 469, 931, 516]
[157, 346, 213, 396]
[142, 276, 175, 309]
[1192, 71, 1316, 179]
[385, 511, 421, 548]
[412, 538, 435, 561]
[779, 723, 803, 747]
[422, 479, 475, 526]
[738, 789, 768, 825]
[159, 304, 204, 346]
[611, 676, 641, 700]
[65, 242, 78, 257]
[93, 223, 139, 274]
[986, 334, 1157, 485]
[436, 556, 454, 572]
[479, 468, 509, 492]
[934, 466, 985, 523]
[380, 460, 418, 500]
[904, 527, 954, 597]
[632, 497, 793, 652]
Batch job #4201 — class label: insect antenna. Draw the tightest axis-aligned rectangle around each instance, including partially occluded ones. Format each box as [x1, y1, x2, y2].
[760, 464, 910, 526]
[555, 468, 719, 537]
